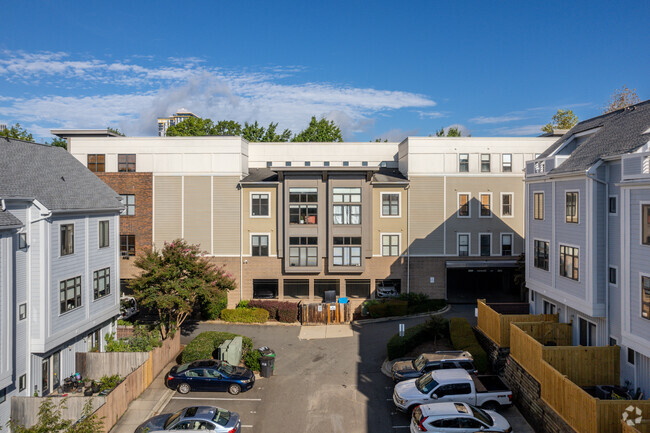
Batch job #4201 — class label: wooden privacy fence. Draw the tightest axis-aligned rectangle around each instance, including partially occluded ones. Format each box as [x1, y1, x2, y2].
[476, 299, 558, 347]
[622, 420, 650, 433]
[300, 302, 351, 325]
[516, 321, 573, 347]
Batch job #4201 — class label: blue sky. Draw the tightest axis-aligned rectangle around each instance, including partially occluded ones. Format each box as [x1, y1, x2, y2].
[1, 0, 648, 141]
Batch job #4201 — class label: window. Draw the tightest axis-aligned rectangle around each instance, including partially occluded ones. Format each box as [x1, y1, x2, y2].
[459, 154, 469, 172]
[458, 194, 470, 217]
[120, 235, 135, 257]
[502, 154, 512, 172]
[642, 276, 650, 320]
[324, 161, 330, 167]
[60, 224, 74, 256]
[285, 161, 291, 167]
[19, 303, 26, 320]
[609, 196, 617, 214]
[99, 220, 109, 248]
[333, 187, 361, 225]
[304, 161, 311, 167]
[346, 280, 370, 298]
[87, 154, 105, 172]
[559, 245, 579, 280]
[501, 193, 513, 217]
[628, 348, 635, 365]
[362, 161, 368, 167]
[117, 154, 136, 172]
[458, 234, 469, 256]
[579, 318, 596, 346]
[534, 192, 544, 220]
[253, 280, 278, 299]
[251, 235, 269, 256]
[565, 192, 578, 223]
[60, 276, 82, 313]
[480, 194, 491, 217]
[481, 154, 491, 172]
[333, 237, 361, 266]
[643, 205, 650, 245]
[19, 374, 26, 392]
[543, 300, 556, 314]
[315, 280, 340, 298]
[289, 237, 317, 267]
[382, 235, 399, 256]
[480, 234, 491, 256]
[609, 267, 617, 285]
[343, 161, 349, 166]
[609, 337, 617, 347]
[534, 240, 549, 270]
[251, 193, 269, 217]
[333, 187, 361, 203]
[376, 279, 401, 297]
[266, 161, 272, 168]
[381, 193, 400, 216]
[93, 268, 110, 300]
[18, 232, 27, 249]
[0, 388, 4, 404]
[120, 194, 135, 216]
[289, 188, 318, 224]
[284, 279, 309, 298]
[501, 234, 512, 256]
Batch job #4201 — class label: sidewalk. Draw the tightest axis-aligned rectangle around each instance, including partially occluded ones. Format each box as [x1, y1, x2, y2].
[109, 360, 176, 433]
[298, 324, 354, 340]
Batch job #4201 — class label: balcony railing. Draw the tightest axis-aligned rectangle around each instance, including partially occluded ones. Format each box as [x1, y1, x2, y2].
[622, 151, 650, 181]
[525, 155, 570, 177]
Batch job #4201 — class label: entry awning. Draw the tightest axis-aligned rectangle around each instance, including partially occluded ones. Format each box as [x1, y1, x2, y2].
[446, 260, 518, 269]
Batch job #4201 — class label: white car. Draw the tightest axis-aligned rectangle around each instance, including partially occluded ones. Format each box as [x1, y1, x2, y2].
[410, 402, 512, 432]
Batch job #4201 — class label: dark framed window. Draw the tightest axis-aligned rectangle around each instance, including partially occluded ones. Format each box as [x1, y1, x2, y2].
[60, 224, 74, 256]
[346, 280, 370, 298]
[251, 235, 269, 256]
[458, 234, 469, 256]
[324, 161, 330, 167]
[285, 161, 292, 167]
[289, 244, 318, 267]
[0, 388, 4, 403]
[534, 192, 544, 220]
[608, 267, 617, 285]
[18, 232, 27, 249]
[481, 154, 491, 172]
[543, 300, 556, 314]
[343, 161, 349, 167]
[480, 234, 491, 256]
[118, 154, 136, 172]
[628, 348, 635, 365]
[93, 267, 110, 300]
[253, 279, 278, 299]
[19, 303, 27, 320]
[362, 161, 368, 167]
[315, 279, 340, 298]
[19, 374, 26, 392]
[642, 276, 650, 320]
[60, 276, 82, 313]
[459, 154, 469, 172]
[120, 194, 135, 216]
[381, 193, 399, 216]
[534, 240, 549, 270]
[643, 205, 650, 245]
[458, 194, 469, 217]
[120, 235, 135, 257]
[609, 196, 617, 214]
[502, 154, 512, 172]
[565, 192, 578, 223]
[609, 337, 617, 347]
[289, 188, 317, 224]
[266, 161, 272, 168]
[99, 220, 109, 248]
[382, 235, 399, 256]
[283, 279, 309, 298]
[559, 245, 579, 280]
[333, 237, 361, 266]
[480, 194, 491, 217]
[87, 154, 105, 173]
[304, 161, 311, 167]
[502, 194, 512, 217]
[501, 234, 512, 256]
[579, 318, 596, 346]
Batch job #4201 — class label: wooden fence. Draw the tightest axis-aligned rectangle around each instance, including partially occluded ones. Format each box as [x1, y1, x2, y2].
[476, 299, 558, 347]
[516, 321, 572, 346]
[300, 302, 351, 325]
[622, 420, 650, 433]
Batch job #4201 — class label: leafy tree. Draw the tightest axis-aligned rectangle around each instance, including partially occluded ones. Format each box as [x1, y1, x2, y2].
[372, 138, 388, 142]
[212, 120, 242, 136]
[541, 109, 578, 134]
[0, 123, 33, 141]
[434, 126, 462, 137]
[49, 137, 67, 149]
[9, 398, 103, 433]
[292, 116, 343, 142]
[166, 117, 217, 136]
[130, 239, 236, 339]
[107, 127, 125, 136]
[241, 121, 292, 142]
[603, 86, 640, 113]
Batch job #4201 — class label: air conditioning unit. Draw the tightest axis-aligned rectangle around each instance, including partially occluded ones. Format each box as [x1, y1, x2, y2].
[121, 251, 130, 259]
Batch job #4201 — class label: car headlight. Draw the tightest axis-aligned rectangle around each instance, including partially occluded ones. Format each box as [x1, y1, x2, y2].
[395, 395, 404, 405]
[240, 379, 251, 384]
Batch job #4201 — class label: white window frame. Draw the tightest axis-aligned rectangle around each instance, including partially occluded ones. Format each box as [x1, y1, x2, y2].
[559, 243, 580, 282]
[608, 195, 618, 216]
[500, 192, 514, 218]
[480, 153, 491, 172]
[249, 232, 272, 257]
[479, 192, 492, 218]
[457, 232, 470, 257]
[249, 192, 271, 218]
[479, 232, 492, 257]
[641, 271, 650, 321]
[500, 232, 514, 256]
[457, 192, 471, 218]
[380, 233, 401, 257]
[502, 153, 512, 172]
[608, 265, 618, 287]
[380, 192, 401, 218]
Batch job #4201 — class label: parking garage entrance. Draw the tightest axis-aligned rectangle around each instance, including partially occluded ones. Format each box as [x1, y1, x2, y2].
[446, 260, 522, 304]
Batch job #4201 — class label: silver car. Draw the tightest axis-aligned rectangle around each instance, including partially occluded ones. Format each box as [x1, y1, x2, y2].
[135, 406, 241, 433]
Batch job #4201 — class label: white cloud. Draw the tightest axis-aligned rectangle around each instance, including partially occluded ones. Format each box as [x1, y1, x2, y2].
[469, 115, 525, 124]
[417, 111, 445, 119]
[490, 124, 545, 136]
[440, 124, 471, 137]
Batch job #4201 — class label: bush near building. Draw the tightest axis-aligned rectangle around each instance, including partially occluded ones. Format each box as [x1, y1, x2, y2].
[247, 300, 299, 322]
[221, 308, 269, 323]
[364, 294, 446, 319]
[449, 317, 488, 373]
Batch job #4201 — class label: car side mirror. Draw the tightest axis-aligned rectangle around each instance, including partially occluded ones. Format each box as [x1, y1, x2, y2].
[479, 427, 485, 431]
[431, 393, 438, 399]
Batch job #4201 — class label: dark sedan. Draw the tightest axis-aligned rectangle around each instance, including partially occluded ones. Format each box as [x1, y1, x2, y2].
[165, 359, 255, 395]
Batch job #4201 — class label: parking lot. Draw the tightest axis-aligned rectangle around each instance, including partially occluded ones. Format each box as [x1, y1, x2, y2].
[160, 305, 533, 432]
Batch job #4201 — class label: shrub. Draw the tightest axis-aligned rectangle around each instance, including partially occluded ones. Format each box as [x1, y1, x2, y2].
[237, 300, 251, 309]
[277, 301, 299, 323]
[386, 300, 408, 317]
[243, 349, 262, 371]
[449, 317, 488, 373]
[181, 331, 254, 364]
[105, 326, 162, 352]
[200, 291, 228, 320]
[248, 300, 279, 319]
[93, 374, 122, 392]
[221, 308, 269, 323]
[369, 302, 388, 318]
[386, 317, 449, 360]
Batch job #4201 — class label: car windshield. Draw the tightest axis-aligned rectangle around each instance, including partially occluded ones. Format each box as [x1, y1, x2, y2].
[470, 404, 494, 426]
[213, 408, 231, 426]
[413, 355, 426, 372]
[415, 373, 438, 394]
[163, 410, 183, 429]
[218, 363, 235, 376]
[175, 363, 191, 374]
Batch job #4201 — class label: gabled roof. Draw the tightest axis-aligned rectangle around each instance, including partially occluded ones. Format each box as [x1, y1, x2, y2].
[240, 168, 279, 183]
[0, 209, 22, 229]
[538, 100, 650, 174]
[0, 137, 122, 212]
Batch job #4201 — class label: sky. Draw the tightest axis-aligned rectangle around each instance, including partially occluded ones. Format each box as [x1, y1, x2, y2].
[0, 0, 648, 142]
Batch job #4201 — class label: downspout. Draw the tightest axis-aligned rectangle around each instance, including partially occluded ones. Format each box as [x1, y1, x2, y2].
[239, 184, 244, 303]
[406, 184, 411, 294]
[587, 171, 609, 344]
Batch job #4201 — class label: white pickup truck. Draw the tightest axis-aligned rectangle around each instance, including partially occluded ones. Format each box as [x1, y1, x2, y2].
[393, 369, 512, 413]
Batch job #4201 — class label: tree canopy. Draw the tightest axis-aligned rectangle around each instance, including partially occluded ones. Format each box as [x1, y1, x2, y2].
[541, 109, 578, 134]
[0, 123, 34, 141]
[291, 116, 343, 142]
[50, 137, 67, 149]
[434, 126, 463, 137]
[107, 126, 125, 136]
[603, 86, 640, 113]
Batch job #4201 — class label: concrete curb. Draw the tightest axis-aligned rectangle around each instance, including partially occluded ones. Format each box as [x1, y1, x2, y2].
[147, 388, 175, 418]
[351, 304, 451, 325]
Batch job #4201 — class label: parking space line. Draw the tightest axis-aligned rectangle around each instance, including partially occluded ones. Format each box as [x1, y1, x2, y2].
[171, 397, 262, 401]
[242, 426, 253, 428]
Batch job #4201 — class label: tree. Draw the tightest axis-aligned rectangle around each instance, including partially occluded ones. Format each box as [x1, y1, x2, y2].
[212, 120, 242, 136]
[241, 121, 292, 142]
[0, 123, 33, 141]
[129, 239, 236, 339]
[166, 117, 217, 136]
[107, 127, 125, 136]
[434, 126, 462, 137]
[9, 398, 103, 433]
[292, 116, 343, 142]
[541, 109, 578, 134]
[603, 86, 640, 113]
[49, 137, 67, 149]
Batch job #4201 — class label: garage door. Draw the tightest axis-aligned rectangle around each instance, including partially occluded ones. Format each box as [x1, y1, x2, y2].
[446, 261, 522, 304]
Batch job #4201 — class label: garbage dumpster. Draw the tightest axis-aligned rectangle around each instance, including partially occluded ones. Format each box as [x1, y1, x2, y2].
[260, 356, 275, 378]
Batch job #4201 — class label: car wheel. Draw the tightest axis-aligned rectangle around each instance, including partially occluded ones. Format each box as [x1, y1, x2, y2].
[177, 383, 191, 394]
[228, 384, 241, 395]
[482, 401, 499, 411]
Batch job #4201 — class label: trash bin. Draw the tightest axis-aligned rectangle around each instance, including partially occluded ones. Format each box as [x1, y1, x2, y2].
[258, 347, 276, 371]
[260, 356, 275, 378]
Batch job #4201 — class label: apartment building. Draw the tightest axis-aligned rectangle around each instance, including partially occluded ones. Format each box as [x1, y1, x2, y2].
[0, 138, 122, 425]
[54, 131, 554, 307]
[525, 100, 650, 397]
[157, 109, 198, 137]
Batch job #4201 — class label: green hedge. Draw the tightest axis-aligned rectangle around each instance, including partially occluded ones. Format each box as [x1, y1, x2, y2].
[200, 292, 228, 320]
[181, 331, 253, 364]
[449, 317, 488, 373]
[386, 316, 449, 360]
[243, 349, 262, 371]
[365, 296, 446, 319]
[221, 308, 269, 323]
